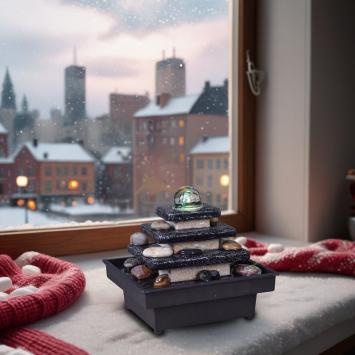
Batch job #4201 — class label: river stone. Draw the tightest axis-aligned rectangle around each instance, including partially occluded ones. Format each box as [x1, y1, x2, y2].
[153, 274, 171, 288]
[143, 245, 173, 258]
[130, 232, 149, 246]
[235, 236, 247, 245]
[210, 217, 219, 226]
[164, 263, 230, 283]
[130, 265, 152, 280]
[151, 220, 171, 230]
[267, 243, 284, 253]
[196, 270, 221, 282]
[222, 240, 242, 251]
[177, 249, 203, 256]
[123, 257, 141, 270]
[233, 264, 262, 276]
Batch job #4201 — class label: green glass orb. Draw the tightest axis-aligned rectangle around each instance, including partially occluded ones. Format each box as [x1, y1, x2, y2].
[173, 186, 202, 211]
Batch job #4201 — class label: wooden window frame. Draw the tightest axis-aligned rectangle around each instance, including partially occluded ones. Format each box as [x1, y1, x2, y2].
[0, 0, 257, 258]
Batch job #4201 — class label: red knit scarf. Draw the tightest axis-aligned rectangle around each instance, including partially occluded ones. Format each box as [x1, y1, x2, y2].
[0, 253, 87, 354]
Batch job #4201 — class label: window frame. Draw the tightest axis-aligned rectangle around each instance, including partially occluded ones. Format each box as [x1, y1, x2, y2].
[0, 0, 257, 258]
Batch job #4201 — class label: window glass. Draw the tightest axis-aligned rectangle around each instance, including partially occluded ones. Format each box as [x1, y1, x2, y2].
[0, 0, 230, 228]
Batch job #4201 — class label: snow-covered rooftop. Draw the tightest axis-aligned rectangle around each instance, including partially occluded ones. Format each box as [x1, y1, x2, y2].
[19, 142, 95, 163]
[134, 94, 199, 118]
[190, 136, 229, 155]
[0, 122, 7, 134]
[102, 147, 131, 164]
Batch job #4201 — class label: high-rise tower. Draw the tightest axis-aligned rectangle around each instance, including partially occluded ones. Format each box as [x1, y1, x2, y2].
[155, 49, 186, 98]
[64, 48, 86, 126]
[1, 68, 16, 110]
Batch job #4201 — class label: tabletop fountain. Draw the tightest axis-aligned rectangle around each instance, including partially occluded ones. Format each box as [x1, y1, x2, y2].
[104, 186, 276, 335]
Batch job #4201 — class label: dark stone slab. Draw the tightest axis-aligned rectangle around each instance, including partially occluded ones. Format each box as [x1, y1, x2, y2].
[128, 245, 250, 269]
[141, 222, 236, 243]
[156, 204, 220, 222]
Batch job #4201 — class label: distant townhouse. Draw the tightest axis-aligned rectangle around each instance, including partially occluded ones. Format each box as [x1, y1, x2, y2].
[190, 136, 229, 210]
[101, 146, 132, 209]
[133, 80, 228, 216]
[0, 140, 96, 207]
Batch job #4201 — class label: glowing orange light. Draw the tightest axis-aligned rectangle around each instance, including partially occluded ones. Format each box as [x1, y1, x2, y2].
[17, 199, 25, 207]
[68, 179, 79, 190]
[27, 199, 36, 210]
[220, 174, 230, 187]
[87, 196, 95, 205]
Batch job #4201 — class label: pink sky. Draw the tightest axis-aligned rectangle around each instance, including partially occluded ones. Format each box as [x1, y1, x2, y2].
[0, 0, 228, 118]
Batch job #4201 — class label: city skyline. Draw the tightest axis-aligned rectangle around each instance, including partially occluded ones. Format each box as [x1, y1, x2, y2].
[0, 0, 228, 119]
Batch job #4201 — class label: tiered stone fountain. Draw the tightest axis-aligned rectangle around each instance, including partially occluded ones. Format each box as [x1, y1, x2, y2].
[104, 186, 276, 335]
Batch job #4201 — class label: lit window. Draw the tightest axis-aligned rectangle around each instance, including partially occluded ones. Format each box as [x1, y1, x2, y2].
[179, 153, 185, 162]
[179, 136, 184, 145]
[179, 120, 185, 128]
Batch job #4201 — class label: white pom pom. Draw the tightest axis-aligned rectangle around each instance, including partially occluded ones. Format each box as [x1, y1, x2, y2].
[0, 292, 9, 301]
[22, 265, 41, 276]
[268, 243, 284, 253]
[15, 251, 39, 267]
[9, 286, 39, 298]
[0, 277, 12, 292]
[235, 236, 247, 245]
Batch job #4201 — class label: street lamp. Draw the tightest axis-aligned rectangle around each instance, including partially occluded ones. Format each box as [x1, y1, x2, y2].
[220, 174, 230, 187]
[16, 175, 29, 224]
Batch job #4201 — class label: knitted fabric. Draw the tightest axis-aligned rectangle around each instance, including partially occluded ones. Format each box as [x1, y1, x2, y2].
[0, 253, 87, 354]
[247, 238, 355, 276]
[0, 328, 86, 355]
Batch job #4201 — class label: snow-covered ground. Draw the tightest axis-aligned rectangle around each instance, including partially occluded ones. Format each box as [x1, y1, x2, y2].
[50, 203, 132, 216]
[0, 207, 69, 230]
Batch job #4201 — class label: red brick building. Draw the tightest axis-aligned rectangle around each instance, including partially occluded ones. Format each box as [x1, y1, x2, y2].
[0, 122, 8, 157]
[133, 80, 228, 216]
[0, 140, 96, 207]
[101, 146, 132, 209]
[110, 93, 149, 146]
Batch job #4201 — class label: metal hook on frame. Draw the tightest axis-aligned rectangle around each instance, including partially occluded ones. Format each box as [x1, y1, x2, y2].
[246, 50, 264, 96]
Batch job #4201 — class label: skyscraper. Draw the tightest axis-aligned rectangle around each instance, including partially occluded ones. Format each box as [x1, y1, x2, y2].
[64, 49, 86, 126]
[155, 49, 186, 98]
[1, 68, 16, 110]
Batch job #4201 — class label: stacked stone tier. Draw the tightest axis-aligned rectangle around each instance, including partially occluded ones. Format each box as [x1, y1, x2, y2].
[141, 222, 236, 243]
[156, 204, 220, 221]
[128, 245, 250, 270]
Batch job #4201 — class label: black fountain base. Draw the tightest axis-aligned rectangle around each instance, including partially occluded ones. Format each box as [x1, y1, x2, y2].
[103, 257, 277, 335]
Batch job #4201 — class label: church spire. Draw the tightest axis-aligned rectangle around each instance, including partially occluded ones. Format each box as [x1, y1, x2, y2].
[21, 94, 28, 113]
[1, 67, 16, 110]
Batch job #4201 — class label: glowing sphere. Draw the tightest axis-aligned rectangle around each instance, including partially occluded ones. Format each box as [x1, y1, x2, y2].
[173, 186, 202, 212]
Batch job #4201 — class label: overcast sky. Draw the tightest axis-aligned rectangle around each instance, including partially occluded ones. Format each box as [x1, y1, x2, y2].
[0, 0, 228, 118]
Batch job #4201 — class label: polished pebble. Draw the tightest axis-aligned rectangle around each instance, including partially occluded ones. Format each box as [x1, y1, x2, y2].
[143, 245, 173, 258]
[0, 292, 9, 301]
[123, 257, 141, 270]
[22, 265, 41, 276]
[153, 274, 171, 288]
[130, 265, 152, 280]
[0, 277, 12, 292]
[235, 236, 247, 245]
[151, 220, 171, 230]
[196, 270, 220, 282]
[222, 240, 242, 251]
[210, 217, 219, 226]
[9, 286, 39, 298]
[130, 232, 149, 246]
[233, 264, 262, 276]
[177, 249, 203, 256]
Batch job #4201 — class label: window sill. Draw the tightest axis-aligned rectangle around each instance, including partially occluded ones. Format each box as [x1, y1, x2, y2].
[30, 233, 355, 354]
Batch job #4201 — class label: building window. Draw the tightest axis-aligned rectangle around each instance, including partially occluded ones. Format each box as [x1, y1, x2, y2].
[179, 119, 185, 128]
[216, 159, 221, 169]
[162, 137, 167, 144]
[170, 137, 175, 145]
[45, 166, 52, 176]
[208, 175, 213, 188]
[0, 183, 3, 195]
[57, 167, 62, 176]
[178, 136, 184, 146]
[82, 182, 87, 192]
[196, 159, 204, 169]
[179, 153, 185, 162]
[81, 167, 87, 176]
[44, 181, 52, 193]
[208, 159, 213, 169]
[72, 166, 78, 176]
[28, 166, 35, 176]
[224, 159, 229, 170]
[170, 120, 177, 128]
